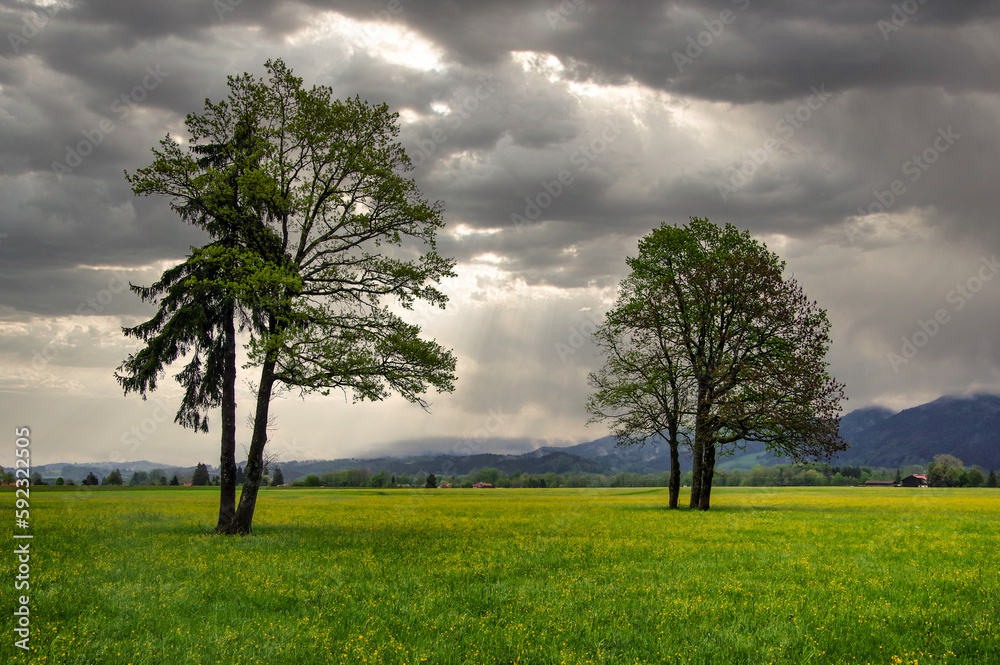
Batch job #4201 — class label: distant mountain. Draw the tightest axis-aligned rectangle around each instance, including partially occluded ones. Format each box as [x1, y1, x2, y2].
[833, 393, 1000, 469]
[33, 393, 1000, 481]
[837, 406, 896, 441]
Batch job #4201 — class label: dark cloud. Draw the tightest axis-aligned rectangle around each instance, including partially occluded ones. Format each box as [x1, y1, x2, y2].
[1, 0, 998, 462]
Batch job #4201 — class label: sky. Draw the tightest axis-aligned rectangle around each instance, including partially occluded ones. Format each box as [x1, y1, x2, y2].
[1, 0, 999, 467]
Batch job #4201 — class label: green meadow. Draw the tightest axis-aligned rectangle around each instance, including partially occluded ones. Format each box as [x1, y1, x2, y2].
[3, 486, 998, 664]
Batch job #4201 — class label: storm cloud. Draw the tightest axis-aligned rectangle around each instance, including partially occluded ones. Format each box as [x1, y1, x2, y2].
[1, 0, 998, 465]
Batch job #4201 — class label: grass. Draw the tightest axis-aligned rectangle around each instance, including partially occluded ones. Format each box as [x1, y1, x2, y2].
[3, 486, 999, 664]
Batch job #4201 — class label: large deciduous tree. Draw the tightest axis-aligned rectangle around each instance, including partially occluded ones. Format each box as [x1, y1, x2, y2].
[590, 218, 847, 510]
[118, 59, 457, 533]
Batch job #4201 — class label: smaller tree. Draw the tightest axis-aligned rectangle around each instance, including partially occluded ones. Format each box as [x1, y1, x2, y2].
[988, 469, 998, 488]
[425, 473, 438, 489]
[103, 469, 124, 486]
[170, 475, 180, 486]
[55, 477, 64, 486]
[369, 470, 389, 488]
[82, 472, 100, 486]
[192, 463, 211, 486]
[271, 468, 284, 486]
[304, 474, 322, 487]
[967, 468, 985, 488]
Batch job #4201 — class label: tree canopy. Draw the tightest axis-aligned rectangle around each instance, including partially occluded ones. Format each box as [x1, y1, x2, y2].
[589, 218, 847, 510]
[118, 59, 457, 532]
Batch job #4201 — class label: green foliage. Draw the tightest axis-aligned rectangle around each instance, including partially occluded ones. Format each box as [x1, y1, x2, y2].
[928, 455, 966, 487]
[594, 217, 847, 510]
[191, 463, 211, 486]
[101, 469, 124, 486]
[989, 469, 998, 488]
[470, 468, 501, 485]
[170, 475, 180, 486]
[967, 468, 986, 487]
[424, 473, 437, 489]
[121, 58, 458, 533]
[304, 474, 322, 487]
[81, 472, 100, 486]
[271, 468, 284, 486]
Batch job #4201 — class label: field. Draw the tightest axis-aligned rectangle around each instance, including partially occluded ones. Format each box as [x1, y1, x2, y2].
[3, 486, 999, 664]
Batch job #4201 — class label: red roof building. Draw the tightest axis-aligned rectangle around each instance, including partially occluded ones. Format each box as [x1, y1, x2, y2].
[900, 474, 929, 488]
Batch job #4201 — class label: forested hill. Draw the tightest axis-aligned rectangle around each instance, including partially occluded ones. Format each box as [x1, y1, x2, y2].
[31, 393, 1000, 483]
[210, 393, 1000, 479]
[830, 393, 1000, 469]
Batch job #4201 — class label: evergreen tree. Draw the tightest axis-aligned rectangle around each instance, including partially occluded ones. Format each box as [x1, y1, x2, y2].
[425, 473, 438, 489]
[191, 463, 211, 486]
[988, 469, 997, 488]
[123, 59, 456, 533]
[170, 475, 180, 486]
[82, 472, 100, 486]
[102, 469, 124, 486]
[271, 468, 284, 486]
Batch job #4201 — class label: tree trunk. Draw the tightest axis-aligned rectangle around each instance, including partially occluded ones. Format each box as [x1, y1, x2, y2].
[668, 440, 680, 509]
[227, 355, 277, 534]
[689, 436, 702, 509]
[215, 303, 237, 532]
[692, 380, 724, 509]
[698, 442, 715, 511]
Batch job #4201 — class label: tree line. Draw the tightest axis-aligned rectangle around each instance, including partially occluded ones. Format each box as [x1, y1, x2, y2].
[276, 462, 999, 489]
[12, 459, 995, 489]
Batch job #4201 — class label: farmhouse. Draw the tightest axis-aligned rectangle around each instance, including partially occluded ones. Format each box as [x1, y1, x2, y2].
[900, 474, 929, 488]
[864, 480, 896, 487]
[472, 482, 494, 488]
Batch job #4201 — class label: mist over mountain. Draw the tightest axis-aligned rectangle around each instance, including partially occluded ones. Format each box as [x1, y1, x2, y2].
[28, 393, 1000, 482]
[832, 393, 1000, 469]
